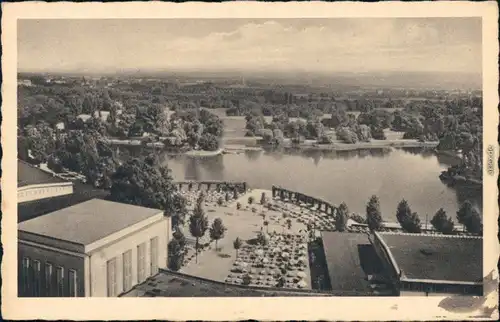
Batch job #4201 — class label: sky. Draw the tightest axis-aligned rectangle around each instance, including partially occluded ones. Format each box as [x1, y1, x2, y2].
[18, 18, 482, 74]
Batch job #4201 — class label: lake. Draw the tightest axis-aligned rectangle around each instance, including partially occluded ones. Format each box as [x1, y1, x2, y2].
[152, 147, 482, 223]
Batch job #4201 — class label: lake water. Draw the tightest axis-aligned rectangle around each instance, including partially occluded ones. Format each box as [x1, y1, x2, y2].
[152, 147, 482, 223]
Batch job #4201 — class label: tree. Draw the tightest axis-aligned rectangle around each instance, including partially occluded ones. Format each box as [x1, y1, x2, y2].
[405, 212, 422, 233]
[198, 133, 219, 151]
[55, 129, 118, 188]
[396, 199, 411, 227]
[233, 189, 239, 200]
[248, 196, 254, 204]
[171, 194, 188, 229]
[336, 126, 358, 143]
[24, 122, 57, 164]
[276, 275, 286, 288]
[236, 202, 242, 210]
[260, 192, 267, 205]
[257, 231, 269, 246]
[335, 202, 349, 232]
[233, 237, 242, 258]
[189, 201, 209, 263]
[167, 239, 183, 271]
[366, 195, 383, 231]
[263, 220, 269, 233]
[217, 197, 224, 206]
[430, 208, 455, 235]
[396, 199, 421, 233]
[242, 273, 252, 286]
[225, 192, 231, 202]
[457, 201, 482, 234]
[209, 218, 227, 251]
[110, 157, 177, 212]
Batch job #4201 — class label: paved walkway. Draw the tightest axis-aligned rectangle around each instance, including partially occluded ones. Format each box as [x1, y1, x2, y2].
[180, 189, 307, 282]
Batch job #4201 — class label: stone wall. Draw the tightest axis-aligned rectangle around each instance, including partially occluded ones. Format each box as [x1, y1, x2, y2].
[175, 181, 247, 193]
[271, 186, 337, 216]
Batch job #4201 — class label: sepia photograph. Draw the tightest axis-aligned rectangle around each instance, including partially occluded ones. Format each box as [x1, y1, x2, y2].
[2, 1, 499, 321]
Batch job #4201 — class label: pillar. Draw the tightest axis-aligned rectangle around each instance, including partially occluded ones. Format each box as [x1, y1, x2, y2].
[207, 183, 212, 191]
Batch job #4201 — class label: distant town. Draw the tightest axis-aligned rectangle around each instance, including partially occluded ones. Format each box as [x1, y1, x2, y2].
[18, 70, 483, 298]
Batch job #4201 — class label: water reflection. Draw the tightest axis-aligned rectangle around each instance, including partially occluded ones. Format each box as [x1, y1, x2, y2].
[116, 145, 482, 221]
[398, 147, 435, 159]
[244, 149, 262, 162]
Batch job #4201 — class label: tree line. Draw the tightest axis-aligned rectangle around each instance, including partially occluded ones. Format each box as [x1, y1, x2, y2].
[332, 195, 482, 235]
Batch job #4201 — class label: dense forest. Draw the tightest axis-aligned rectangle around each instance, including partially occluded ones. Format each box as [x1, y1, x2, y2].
[18, 75, 483, 188]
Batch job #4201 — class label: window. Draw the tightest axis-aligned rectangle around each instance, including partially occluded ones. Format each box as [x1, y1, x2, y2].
[137, 243, 146, 283]
[122, 250, 132, 292]
[44, 263, 53, 296]
[33, 260, 41, 297]
[150, 237, 159, 275]
[68, 270, 78, 297]
[21, 257, 31, 296]
[56, 267, 65, 296]
[106, 258, 117, 297]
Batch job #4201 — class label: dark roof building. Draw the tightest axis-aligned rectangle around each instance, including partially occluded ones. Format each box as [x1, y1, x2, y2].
[319, 231, 387, 295]
[121, 270, 334, 297]
[18, 181, 109, 223]
[18, 160, 67, 187]
[371, 231, 483, 296]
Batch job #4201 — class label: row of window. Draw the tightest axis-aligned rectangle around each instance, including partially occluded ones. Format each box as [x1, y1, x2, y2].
[20, 258, 78, 297]
[106, 236, 159, 297]
[400, 282, 482, 295]
[18, 186, 70, 200]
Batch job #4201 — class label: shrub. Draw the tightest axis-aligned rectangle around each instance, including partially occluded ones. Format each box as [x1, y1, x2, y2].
[242, 274, 252, 285]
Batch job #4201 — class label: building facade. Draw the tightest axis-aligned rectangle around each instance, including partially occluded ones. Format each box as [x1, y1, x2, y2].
[18, 199, 172, 297]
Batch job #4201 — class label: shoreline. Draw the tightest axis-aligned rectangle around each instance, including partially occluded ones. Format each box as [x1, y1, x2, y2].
[109, 136, 438, 154]
[274, 139, 438, 152]
[184, 148, 224, 157]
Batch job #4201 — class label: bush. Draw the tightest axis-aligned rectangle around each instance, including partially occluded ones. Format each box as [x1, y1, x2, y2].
[350, 213, 367, 224]
[242, 274, 252, 285]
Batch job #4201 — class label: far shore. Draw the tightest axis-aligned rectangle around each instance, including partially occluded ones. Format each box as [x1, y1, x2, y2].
[108, 136, 438, 154]
[184, 148, 224, 157]
[285, 140, 439, 151]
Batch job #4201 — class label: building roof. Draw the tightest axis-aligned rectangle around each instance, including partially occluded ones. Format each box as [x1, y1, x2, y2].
[18, 181, 110, 223]
[321, 231, 384, 294]
[18, 160, 68, 187]
[378, 232, 483, 283]
[121, 270, 333, 298]
[18, 199, 163, 246]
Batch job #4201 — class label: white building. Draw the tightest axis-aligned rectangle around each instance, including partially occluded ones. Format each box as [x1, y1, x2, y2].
[18, 199, 172, 297]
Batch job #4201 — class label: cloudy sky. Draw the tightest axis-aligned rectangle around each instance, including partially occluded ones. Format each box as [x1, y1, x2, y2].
[18, 18, 482, 74]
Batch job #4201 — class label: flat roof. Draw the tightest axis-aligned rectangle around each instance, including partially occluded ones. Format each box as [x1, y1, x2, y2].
[321, 231, 384, 293]
[18, 199, 162, 245]
[18, 182, 110, 223]
[378, 232, 483, 283]
[18, 160, 68, 187]
[121, 270, 332, 297]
